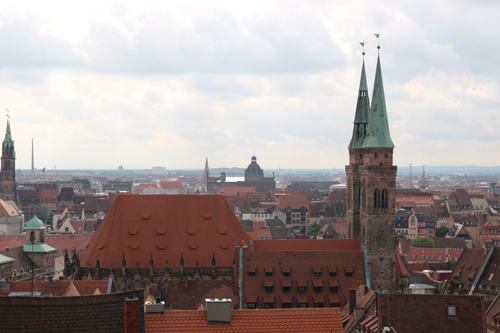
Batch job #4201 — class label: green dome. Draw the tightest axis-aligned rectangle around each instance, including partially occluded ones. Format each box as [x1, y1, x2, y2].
[25, 215, 45, 230]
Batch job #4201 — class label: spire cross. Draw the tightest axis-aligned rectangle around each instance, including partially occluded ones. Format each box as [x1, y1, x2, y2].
[374, 33, 382, 49]
[359, 41, 367, 56]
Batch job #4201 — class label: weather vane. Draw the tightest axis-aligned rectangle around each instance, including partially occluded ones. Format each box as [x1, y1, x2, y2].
[6, 109, 10, 120]
[374, 33, 382, 49]
[360, 41, 367, 55]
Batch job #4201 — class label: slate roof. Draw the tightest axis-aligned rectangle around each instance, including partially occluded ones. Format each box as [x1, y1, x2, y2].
[475, 247, 500, 296]
[145, 308, 343, 332]
[216, 187, 256, 196]
[0, 290, 144, 333]
[378, 294, 486, 333]
[79, 195, 251, 269]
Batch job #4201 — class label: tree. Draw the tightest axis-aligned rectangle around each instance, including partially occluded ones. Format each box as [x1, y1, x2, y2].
[35, 205, 52, 224]
[436, 226, 450, 238]
[395, 231, 407, 245]
[307, 222, 322, 239]
[411, 236, 435, 248]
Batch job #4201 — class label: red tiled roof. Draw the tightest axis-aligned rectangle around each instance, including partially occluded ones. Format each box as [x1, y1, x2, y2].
[145, 308, 343, 332]
[443, 248, 486, 294]
[0, 200, 19, 217]
[0, 234, 92, 257]
[55, 202, 68, 215]
[5, 280, 108, 296]
[159, 181, 185, 190]
[277, 194, 310, 210]
[69, 220, 85, 233]
[39, 189, 58, 202]
[395, 251, 410, 277]
[378, 294, 486, 333]
[252, 239, 359, 251]
[216, 187, 256, 196]
[79, 195, 251, 269]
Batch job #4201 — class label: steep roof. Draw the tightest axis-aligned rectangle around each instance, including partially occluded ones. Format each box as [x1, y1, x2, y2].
[0, 199, 19, 217]
[252, 239, 359, 251]
[2, 119, 14, 149]
[443, 248, 486, 294]
[378, 294, 486, 333]
[79, 194, 251, 269]
[348, 59, 370, 149]
[277, 194, 309, 210]
[362, 54, 394, 148]
[145, 308, 343, 332]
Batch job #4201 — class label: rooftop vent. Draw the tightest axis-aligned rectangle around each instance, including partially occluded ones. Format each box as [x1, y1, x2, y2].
[145, 301, 165, 313]
[205, 298, 231, 325]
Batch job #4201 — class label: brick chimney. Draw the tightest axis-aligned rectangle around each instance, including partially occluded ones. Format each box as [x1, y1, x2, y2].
[349, 289, 356, 315]
[125, 297, 141, 333]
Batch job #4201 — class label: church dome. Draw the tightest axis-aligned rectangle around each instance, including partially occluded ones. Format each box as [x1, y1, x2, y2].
[246, 156, 262, 173]
[25, 215, 45, 230]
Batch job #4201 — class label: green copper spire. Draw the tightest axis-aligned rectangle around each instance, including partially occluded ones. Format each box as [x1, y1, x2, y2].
[3, 119, 14, 149]
[362, 54, 395, 148]
[348, 59, 370, 149]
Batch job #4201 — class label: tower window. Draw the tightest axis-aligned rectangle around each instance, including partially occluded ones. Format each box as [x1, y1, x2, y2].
[385, 153, 388, 158]
[359, 154, 362, 159]
[374, 153, 378, 158]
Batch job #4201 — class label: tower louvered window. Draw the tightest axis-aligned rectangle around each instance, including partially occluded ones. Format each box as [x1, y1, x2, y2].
[382, 188, 388, 208]
[374, 188, 381, 208]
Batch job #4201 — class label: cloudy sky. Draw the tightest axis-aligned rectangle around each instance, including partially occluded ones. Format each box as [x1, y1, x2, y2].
[0, 0, 499, 170]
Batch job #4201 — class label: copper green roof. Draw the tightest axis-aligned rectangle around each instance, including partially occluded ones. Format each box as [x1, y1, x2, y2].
[362, 54, 395, 148]
[0, 253, 15, 264]
[25, 215, 46, 230]
[23, 243, 56, 253]
[3, 120, 14, 149]
[348, 59, 370, 149]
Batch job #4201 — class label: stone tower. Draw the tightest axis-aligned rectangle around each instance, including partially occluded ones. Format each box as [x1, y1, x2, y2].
[346, 50, 397, 293]
[244, 156, 264, 182]
[1, 119, 17, 203]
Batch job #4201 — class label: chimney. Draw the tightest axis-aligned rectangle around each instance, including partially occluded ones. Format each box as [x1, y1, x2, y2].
[349, 289, 356, 315]
[206, 298, 232, 325]
[125, 297, 141, 333]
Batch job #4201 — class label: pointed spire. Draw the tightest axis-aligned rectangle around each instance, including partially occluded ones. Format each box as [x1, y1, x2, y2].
[348, 57, 370, 149]
[3, 118, 14, 149]
[362, 53, 395, 148]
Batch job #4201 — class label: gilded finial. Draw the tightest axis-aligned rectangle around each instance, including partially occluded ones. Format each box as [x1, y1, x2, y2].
[360, 41, 367, 56]
[374, 33, 381, 49]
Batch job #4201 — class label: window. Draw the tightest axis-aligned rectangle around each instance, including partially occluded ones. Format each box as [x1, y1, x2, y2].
[314, 287, 322, 294]
[248, 272, 255, 278]
[330, 287, 338, 294]
[65, 227, 69, 232]
[283, 272, 290, 278]
[281, 303, 291, 308]
[314, 272, 321, 278]
[264, 303, 273, 309]
[247, 303, 256, 309]
[299, 303, 307, 308]
[488, 285, 493, 291]
[298, 287, 306, 294]
[265, 287, 273, 294]
[329, 272, 336, 278]
[447, 305, 457, 318]
[266, 272, 273, 278]
[385, 153, 388, 158]
[346, 273, 353, 278]
[30, 231, 35, 243]
[374, 153, 378, 159]
[282, 287, 291, 294]
[314, 303, 324, 308]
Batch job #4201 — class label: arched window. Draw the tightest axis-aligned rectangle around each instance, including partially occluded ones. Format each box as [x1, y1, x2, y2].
[30, 231, 35, 243]
[382, 188, 388, 208]
[374, 188, 381, 208]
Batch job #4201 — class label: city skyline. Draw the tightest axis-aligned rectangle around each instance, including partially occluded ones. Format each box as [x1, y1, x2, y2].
[0, 1, 499, 169]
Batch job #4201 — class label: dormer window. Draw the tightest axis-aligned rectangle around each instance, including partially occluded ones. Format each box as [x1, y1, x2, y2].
[447, 305, 457, 318]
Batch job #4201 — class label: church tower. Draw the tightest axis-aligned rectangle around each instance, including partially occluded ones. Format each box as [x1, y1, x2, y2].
[1, 118, 17, 203]
[346, 44, 397, 292]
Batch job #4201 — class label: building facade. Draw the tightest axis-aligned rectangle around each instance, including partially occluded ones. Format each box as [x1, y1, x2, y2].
[346, 51, 398, 292]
